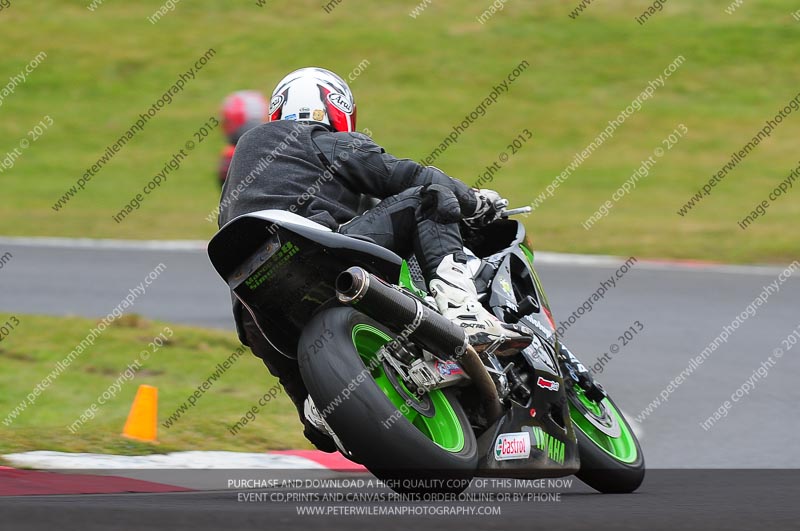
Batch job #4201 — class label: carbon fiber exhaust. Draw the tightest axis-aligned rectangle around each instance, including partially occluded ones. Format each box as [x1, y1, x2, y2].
[336, 266, 468, 360]
[336, 266, 503, 421]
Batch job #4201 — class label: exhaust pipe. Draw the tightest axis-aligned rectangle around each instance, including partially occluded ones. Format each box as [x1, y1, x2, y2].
[336, 266, 503, 421]
[337, 267, 467, 360]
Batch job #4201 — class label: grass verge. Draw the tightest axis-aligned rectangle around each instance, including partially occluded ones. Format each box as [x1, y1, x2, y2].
[0, 312, 310, 456]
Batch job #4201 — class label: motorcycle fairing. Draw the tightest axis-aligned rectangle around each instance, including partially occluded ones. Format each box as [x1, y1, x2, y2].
[474, 235, 579, 477]
[208, 210, 403, 357]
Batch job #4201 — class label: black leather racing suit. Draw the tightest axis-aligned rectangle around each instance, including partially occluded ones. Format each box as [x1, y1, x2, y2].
[218, 120, 478, 449]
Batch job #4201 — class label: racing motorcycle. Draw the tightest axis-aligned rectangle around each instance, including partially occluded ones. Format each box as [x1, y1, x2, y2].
[208, 207, 644, 494]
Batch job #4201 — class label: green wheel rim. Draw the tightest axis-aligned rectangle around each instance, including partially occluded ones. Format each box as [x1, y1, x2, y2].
[351, 324, 465, 453]
[569, 386, 638, 464]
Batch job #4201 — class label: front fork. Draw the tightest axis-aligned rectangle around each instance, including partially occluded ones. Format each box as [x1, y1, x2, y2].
[519, 244, 607, 404]
[558, 343, 607, 403]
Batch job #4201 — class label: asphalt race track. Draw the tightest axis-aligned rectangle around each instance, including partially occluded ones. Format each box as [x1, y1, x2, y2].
[1, 238, 798, 529]
[0, 471, 796, 530]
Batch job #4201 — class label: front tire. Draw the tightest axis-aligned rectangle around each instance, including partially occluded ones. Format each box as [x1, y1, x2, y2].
[569, 386, 645, 493]
[298, 307, 478, 490]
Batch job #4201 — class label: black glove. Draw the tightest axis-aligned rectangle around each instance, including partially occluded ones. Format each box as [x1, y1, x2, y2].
[464, 188, 508, 227]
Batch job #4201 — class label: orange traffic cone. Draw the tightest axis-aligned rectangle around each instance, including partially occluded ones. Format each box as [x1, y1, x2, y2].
[122, 384, 158, 443]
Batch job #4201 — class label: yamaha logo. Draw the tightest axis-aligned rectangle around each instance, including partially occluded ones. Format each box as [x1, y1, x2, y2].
[327, 92, 353, 114]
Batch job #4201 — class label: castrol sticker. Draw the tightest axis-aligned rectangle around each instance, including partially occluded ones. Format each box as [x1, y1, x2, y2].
[494, 432, 531, 461]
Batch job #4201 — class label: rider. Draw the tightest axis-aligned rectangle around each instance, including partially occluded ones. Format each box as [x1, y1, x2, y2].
[218, 67, 531, 451]
[218, 90, 268, 186]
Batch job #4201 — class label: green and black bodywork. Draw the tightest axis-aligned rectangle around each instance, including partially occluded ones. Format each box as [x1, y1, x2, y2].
[208, 210, 644, 493]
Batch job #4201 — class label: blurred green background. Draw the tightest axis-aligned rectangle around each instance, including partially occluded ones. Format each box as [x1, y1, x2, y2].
[1, 0, 798, 263]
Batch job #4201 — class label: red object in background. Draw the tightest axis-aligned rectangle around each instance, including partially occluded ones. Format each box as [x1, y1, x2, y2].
[221, 90, 268, 144]
[218, 144, 236, 185]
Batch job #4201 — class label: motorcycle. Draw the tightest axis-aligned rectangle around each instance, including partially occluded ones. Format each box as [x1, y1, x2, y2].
[208, 207, 644, 494]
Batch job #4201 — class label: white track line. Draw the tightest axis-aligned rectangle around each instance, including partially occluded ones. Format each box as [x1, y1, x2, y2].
[2, 450, 326, 470]
[0, 237, 792, 276]
[0, 236, 207, 251]
[533, 252, 790, 276]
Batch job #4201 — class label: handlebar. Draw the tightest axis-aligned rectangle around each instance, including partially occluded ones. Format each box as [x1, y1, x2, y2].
[500, 206, 532, 217]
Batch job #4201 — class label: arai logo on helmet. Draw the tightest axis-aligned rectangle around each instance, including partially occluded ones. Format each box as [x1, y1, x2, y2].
[269, 94, 284, 115]
[494, 432, 531, 461]
[327, 92, 353, 114]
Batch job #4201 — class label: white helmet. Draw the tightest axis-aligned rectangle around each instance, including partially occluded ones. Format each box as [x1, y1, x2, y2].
[268, 67, 356, 132]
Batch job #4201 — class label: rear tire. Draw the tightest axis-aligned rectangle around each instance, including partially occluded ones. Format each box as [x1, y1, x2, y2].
[298, 307, 477, 492]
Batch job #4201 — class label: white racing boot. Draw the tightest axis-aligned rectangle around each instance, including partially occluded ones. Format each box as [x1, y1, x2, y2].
[429, 254, 532, 356]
